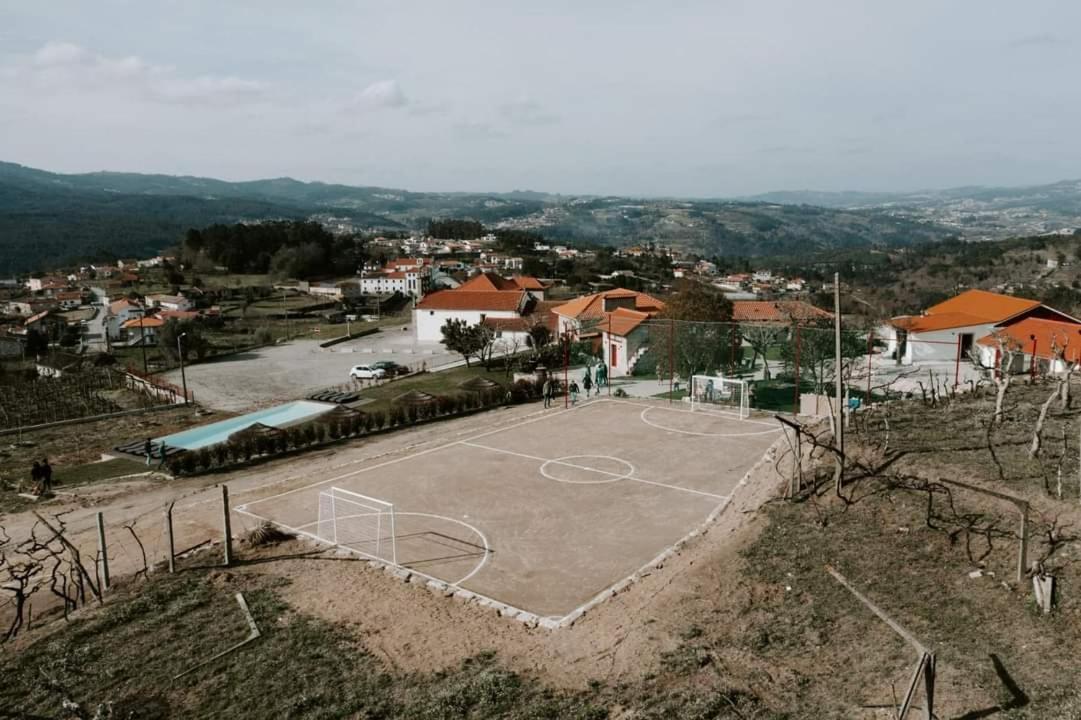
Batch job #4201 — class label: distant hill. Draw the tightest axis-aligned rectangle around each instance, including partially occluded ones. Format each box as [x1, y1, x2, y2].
[8, 161, 1081, 274]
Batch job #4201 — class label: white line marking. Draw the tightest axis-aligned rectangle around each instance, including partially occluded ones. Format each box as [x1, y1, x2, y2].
[295, 509, 491, 586]
[242, 404, 583, 509]
[461, 441, 728, 500]
[601, 396, 780, 428]
[639, 406, 782, 438]
[235, 507, 507, 604]
[540, 455, 634, 485]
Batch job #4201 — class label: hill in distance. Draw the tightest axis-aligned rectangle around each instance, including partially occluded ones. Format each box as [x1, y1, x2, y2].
[4, 160, 1081, 274]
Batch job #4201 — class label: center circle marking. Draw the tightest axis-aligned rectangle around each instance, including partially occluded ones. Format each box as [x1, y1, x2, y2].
[540, 455, 635, 485]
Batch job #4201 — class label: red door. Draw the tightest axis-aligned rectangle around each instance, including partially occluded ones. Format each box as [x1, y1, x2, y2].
[611, 342, 618, 368]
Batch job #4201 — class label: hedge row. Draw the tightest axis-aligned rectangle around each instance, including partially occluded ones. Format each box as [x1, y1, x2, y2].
[166, 380, 546, 476]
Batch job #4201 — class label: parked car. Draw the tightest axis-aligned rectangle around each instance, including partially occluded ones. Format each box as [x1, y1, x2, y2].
[372, 360, 407, 377]
[349, 364, 386, 380]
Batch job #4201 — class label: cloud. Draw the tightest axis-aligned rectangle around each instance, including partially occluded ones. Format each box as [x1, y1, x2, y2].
[10, 41, 268, 106]
[32, 41, 90, 67]
[1008, 32, 1066, 49]
[499, 98, 558, 126]
[356, 79, 407, 109]
[452, 121, 506, 140]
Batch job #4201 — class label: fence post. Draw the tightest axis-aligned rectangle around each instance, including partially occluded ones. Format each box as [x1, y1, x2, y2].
[866, 329, 874, 403]
[96, 511, 110, 591]
[222, 485, 233, 567]
[1018, 505, 1029, 585]
[954, 334, 962, 388]
[165, 501, 176, 573]
[669, 318, 675, 404]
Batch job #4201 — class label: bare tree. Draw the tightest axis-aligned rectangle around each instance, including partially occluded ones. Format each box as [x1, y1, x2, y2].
[741, 323, 786, 380]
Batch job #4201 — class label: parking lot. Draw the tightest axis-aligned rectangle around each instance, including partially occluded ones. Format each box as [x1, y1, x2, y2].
[163, 324, 460, 411]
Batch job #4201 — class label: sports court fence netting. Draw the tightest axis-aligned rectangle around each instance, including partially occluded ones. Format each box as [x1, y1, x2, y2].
[577, 318, 894, 414]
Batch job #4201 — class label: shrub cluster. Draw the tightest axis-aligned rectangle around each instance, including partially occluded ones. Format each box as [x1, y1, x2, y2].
[166, 383, 538, 476]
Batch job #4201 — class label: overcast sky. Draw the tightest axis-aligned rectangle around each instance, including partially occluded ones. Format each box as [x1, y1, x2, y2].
[1, 1, 1078, 196]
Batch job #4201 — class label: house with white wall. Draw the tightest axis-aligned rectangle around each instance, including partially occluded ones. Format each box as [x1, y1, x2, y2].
[106, 299, 146, 340]
[413, 291, 531, 342]
[145, 294, 193, 312]
[883, 289, 1080, 365]
[975, 317, 1081, 374]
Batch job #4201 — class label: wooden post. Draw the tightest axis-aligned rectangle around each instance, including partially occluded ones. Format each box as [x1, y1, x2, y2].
[834, 272, 844, 495]
[165, 501, 176, 573]
[96, 511, 110, 591]
[922, 653, 936, 720]
[669, 318, 675, 404]
[221, 485, 233, 567]
[1018, 505, 1029, 585]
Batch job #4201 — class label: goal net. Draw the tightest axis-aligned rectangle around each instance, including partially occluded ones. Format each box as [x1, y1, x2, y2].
[316, 487, 398, 564]
[689, 375, 749, 419]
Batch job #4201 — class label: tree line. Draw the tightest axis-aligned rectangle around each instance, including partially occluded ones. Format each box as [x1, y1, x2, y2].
[181, 221, 367, 278]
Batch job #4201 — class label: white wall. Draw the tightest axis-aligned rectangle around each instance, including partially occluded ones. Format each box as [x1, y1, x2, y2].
[901, 324, 994, 364]
[413, 308, 521, 342]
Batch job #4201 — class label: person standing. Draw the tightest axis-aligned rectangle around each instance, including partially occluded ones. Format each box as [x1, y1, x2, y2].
[157, 442, 169, 470]
[30, 461, 42, 495]
[144, 437, 154, 466]
[583, 371, 593, 399]
[542, 377, 553, 408]
[40, 458, 53, 495]
[569, 380, 580, 405]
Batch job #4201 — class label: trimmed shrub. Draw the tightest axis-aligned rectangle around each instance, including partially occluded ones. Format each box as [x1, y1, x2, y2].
[227, 440, 244, 463]
[241, 438, 255, 461]
[370, 409, 387, 430]
[406, 404, 420, 424]
[275, 434, 288, 454]
[166, 458, 184, 476]
[180, 452, 197, 475]
[313, 423, 327, 443]
[328, 420, 342, 440]
[303, 424, 317, 446]
[254, 435, 270, 457]
[195, 447, 213, 471]
[212, 443, 228, 467]
[389, 405, 405, 427]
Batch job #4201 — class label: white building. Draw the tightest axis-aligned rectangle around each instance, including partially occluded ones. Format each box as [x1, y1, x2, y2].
[145, 294, 193, 312]
[106, 299, 146, 340]
[413, 290, 530, 342]
[357, 270, 428, 297]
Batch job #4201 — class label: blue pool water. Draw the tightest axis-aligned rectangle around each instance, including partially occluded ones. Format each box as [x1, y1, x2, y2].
[157, 400, 337, 450]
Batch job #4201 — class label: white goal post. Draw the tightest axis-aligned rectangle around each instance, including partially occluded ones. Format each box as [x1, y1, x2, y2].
[689, 375, 749, 419]
[316, 487, 398, 565]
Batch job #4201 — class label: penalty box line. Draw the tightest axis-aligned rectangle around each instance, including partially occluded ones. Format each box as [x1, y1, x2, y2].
[459, 441, 729, 501]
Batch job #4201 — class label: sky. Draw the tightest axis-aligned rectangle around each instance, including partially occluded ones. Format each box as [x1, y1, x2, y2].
[1, 1, 1079, 197]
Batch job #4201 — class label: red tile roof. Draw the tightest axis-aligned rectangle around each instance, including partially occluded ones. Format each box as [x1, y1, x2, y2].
[416, 290, 527, 312]
[458, 272, 520, 292]
[604, 307, 652, 336]
[732, 300, 833, 323]
[892, 312, 990, 333]
[977, 318, 1081, 361]
[552, 288, 665, 321]
[122, 316, 165, 329]
[925, 289, 1040, 323]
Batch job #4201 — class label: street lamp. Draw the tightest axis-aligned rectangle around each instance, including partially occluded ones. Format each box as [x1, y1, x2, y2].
[177, 332, 188, 405]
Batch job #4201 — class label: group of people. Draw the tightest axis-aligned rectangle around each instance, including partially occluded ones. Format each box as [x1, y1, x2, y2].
[542, 362, 608, 408]
[144, 438, 169, 469]
[29, 458, 54, 496]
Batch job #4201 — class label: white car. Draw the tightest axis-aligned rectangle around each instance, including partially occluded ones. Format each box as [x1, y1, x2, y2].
[349, 364, 386, 380]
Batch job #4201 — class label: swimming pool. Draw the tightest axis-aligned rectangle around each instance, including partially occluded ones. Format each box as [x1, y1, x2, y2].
[157, 400, 337, 450]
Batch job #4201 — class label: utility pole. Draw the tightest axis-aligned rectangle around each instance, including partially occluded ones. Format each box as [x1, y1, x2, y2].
[177, 332, 188, 404]
[139, 313, 148, 375]
[834, 272, 844, 496]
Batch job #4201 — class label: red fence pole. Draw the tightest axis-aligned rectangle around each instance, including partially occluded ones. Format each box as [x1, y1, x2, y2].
[793, 325, 802, 415]
[1030, 337, 1038, 379]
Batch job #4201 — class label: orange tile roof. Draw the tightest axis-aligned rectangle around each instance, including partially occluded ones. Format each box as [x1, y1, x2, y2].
[458, 272, 520, 292]
[924, 289, 1040, 324]
[416, 290, 527, 312]
[977, 318, 1081, 361]
[122, 316, 165, 329]
[552, 288, 665, 320]
[891, 312, 990, 333]
[510, 275, 547, 291]
[732, 300, 833, 323]
[605, 307, 652, 336]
